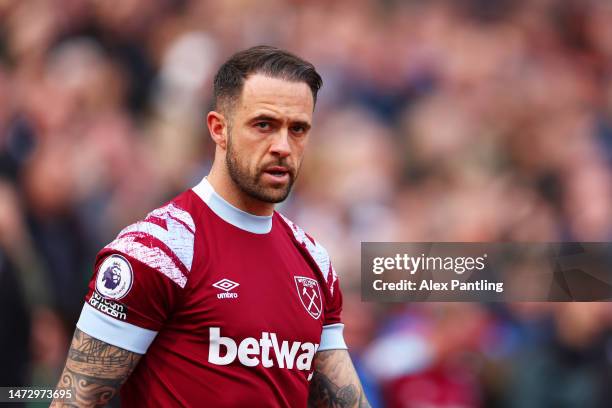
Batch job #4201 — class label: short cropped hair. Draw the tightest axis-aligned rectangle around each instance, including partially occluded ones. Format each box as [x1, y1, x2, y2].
[213, 45, 322, 113]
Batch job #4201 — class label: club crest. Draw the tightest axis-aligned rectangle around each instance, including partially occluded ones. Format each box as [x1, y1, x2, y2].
[294, 276, 322, 319]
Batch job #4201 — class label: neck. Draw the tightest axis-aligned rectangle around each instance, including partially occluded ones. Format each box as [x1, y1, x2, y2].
[207, 164, 275, 216]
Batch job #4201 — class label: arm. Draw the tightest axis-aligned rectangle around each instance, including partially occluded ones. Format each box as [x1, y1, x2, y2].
[51, 328, 142, 408]
[308, 349, 370, 408]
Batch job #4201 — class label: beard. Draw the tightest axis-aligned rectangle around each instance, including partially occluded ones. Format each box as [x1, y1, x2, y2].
[225, 134, 297, 204]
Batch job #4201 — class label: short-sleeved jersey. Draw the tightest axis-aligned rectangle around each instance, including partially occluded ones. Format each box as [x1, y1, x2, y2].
[76, 177, 346, 408]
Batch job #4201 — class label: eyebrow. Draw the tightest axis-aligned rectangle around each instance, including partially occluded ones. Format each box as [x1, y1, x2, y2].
[249, 114, 281, 123]
[249, 114, 311, 130]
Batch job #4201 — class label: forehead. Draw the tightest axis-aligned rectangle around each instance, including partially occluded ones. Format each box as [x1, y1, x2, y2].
[236, 74, 314, 120]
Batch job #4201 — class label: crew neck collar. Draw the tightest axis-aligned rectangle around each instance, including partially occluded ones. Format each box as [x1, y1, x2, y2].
[192, 177, 273, 234]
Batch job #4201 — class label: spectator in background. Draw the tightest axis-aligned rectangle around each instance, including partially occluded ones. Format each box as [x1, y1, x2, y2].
[0, 1, 610, 406]
[0, 250, 30, 389]
[505, 303, 612, 408]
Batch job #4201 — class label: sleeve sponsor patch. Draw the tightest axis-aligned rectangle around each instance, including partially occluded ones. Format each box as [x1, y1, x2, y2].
[88, 291, 128, 320]
[95, 254, 134, 299]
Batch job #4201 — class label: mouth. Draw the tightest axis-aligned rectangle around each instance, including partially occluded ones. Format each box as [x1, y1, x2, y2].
[262, 166, 291, 183]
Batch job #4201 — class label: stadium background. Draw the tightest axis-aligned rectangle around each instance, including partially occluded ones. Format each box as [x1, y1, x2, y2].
[0, 0, 611, 406]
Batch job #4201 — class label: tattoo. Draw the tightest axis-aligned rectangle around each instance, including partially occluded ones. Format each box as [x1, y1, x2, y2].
[51, 328, 141, 408]
[308, 350, 370, 408]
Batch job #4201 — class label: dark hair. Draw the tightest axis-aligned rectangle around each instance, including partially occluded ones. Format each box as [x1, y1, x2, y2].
[213, 45, 322, 113]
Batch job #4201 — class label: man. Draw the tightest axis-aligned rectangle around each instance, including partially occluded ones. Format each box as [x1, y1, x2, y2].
[52, 46, 369, 408]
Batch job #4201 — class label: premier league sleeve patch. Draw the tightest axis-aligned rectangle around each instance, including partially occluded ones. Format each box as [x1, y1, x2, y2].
[95, 254, 134, 299]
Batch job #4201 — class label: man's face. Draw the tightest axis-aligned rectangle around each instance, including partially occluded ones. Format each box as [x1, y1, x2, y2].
[224, 74, 314, 203]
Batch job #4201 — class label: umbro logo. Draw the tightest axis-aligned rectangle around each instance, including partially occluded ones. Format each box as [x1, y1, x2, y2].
[213, 278, 239, 299]
[213, 278, 239, 292]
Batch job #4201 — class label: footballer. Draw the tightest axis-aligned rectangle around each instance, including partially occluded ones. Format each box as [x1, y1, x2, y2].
[51, 46, 370, 408]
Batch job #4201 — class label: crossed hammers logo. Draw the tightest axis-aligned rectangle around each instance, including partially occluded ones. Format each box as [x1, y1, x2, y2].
[302, 286, 321, 315]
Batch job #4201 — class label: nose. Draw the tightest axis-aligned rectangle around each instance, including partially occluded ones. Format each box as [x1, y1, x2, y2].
[269, 128, 291, 158]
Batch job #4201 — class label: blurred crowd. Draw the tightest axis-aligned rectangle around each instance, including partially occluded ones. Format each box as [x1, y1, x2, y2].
[0, 0, 611, 407]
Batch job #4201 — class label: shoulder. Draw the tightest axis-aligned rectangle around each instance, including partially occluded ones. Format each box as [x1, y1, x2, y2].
[102, 196, 196, 289]
[276, 213, 339, 293]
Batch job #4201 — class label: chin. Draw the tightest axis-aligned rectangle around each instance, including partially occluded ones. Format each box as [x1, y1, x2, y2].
[264, 192, 290, 204]
[259, 187, 291, 204]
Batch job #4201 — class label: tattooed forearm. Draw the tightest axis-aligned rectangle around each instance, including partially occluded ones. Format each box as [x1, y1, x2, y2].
[308, 350, 370, 408]
[51, 328, 142, 408]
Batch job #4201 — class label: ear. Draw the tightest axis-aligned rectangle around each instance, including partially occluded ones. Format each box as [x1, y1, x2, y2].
[207, 111, 228, 150]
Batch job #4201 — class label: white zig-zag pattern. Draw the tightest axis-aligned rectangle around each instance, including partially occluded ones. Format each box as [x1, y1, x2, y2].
[105, 203, 195, 288]
[149, 203, 195, 232]
[279, 214, 337, 294]
[105, 236, 188, 288]
[117, 219, 193, 270]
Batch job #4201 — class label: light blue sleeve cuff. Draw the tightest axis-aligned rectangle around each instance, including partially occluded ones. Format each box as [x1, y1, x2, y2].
[318, 323, 348, 351]
[76, 303, 158, 354]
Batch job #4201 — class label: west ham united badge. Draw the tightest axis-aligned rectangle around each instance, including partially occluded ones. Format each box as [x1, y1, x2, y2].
[294, 276, 322, 319]
[95, 254, 133, 299]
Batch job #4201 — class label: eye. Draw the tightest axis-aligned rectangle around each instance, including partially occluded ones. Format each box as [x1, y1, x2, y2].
[255, 122, 271, 130]
[290, 124, 307, 134]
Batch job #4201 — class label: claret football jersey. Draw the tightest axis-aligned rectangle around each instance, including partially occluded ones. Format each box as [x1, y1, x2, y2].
[76, 177, 346, 407]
